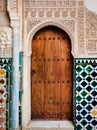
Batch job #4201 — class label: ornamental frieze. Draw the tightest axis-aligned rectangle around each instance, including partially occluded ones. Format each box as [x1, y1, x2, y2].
[27, 19, 75, 35]
[25, 8, 77, 18]
[24, 0, 76, 8]
[24, 0, 77, 19]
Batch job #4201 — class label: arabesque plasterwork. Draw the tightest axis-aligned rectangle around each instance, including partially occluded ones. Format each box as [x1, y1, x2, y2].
[8, 0, 18, 15]
[24, 0, 97, 58]
[85, 8, 97, 55]
[27, 19, 75, 55]
[0, 27, 12, 58]
[0, 1, 12, 58]
[6, 0, 97, 57]
[24, 0, 79, 57]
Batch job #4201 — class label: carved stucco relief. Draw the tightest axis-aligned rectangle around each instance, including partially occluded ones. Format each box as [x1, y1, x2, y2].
[77, 1, 85, 54]
[23, 0, 97, 58]
[0, 27, 12, 58]
[27, 19, 75, 55]
[6, 0, 97, 57]
[25, 8, 76, 19]
[24, 0, 78, 57]
[0, 1, 12, 58]
[8, 0, 18, 14]
[27, 19, 75, 36]
[24, 0, 77, 20]
[85, 9, 97, 55]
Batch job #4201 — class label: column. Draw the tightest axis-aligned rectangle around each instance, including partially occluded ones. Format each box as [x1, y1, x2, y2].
[12, 26, 20, 129]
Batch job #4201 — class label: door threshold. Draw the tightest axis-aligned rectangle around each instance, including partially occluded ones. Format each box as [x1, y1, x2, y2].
[28, 120, 74, 130]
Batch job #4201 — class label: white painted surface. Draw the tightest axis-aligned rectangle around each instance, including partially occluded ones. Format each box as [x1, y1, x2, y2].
[12, 28, 20, 129]
[28, 121, 74, 129]
[85, 0, 97, 13]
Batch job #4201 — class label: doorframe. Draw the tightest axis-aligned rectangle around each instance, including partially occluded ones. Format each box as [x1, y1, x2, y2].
[22, 21, 75, 127]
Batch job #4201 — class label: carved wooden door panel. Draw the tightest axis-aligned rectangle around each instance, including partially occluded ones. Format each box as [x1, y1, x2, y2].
[31, 26, 73, 120]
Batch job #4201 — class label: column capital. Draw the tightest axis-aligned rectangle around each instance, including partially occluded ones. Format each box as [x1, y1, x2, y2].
[13, 27, 20, 35]
[11, 16, 20, 28]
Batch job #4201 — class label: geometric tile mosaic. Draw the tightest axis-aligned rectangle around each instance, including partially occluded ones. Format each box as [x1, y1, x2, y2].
[19, 52, 23, 127]
[75, 59, 97, 130]
[0, 59, 12, 130]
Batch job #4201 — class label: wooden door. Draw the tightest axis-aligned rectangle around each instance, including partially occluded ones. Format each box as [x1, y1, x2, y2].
[31, 26, 73, 120]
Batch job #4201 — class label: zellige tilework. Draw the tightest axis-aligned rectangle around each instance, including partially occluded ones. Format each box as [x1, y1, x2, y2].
[75, 59, 97, 130]
[0, 59, 12, 130]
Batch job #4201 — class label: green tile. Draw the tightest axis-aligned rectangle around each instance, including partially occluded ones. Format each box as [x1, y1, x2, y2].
[81, 100, 87, 106]
[81, 64, 86, 68]
[10, 86, 12, 101]
[91, 81, 97, 87]
[76, 95, 82, 101]
[86, 125, 93, 130]
[81, 91, 87, 97]
[81, 71, 87, 77]
[86, 95, 92, 101]
[10, 101, 12, 117]
[76, 66, 82, 73]
[86, 66, 92, 73]
[76, 124, 82, 130]
[81, 120, 87, 126]
[19, 90, 22, 101]
[6, 111, 8, 118]
[6, 102, 9, 110]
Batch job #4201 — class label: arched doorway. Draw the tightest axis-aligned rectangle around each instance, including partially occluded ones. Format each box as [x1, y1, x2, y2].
[31, 26, 73, 120]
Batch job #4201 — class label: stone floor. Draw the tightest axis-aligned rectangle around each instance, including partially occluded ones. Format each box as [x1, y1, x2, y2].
[25, 121, 74, 130]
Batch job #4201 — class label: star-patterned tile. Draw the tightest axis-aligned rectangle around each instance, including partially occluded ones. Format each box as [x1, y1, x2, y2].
[0, 59, 12, 130]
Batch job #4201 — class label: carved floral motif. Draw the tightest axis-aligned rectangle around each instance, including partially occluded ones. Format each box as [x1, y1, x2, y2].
[0, 28, 12, 58]
[85, 9, 97, 53]
[27, 20, 42, 33]
[25, 8, 76, 18]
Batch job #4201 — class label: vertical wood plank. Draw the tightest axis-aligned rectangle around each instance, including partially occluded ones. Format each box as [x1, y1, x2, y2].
[31, 30, 44, 119]
[44, 28, 53, 119]
[60, 34, 73, 120]
[52, 29, 60, 119]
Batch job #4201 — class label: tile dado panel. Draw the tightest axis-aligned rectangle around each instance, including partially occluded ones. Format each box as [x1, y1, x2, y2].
[0, 59, 12, 130]
[74, 59, 97, 130]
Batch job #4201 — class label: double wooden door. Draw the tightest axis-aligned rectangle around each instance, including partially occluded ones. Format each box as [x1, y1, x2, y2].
[31, 26, 73, 120]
